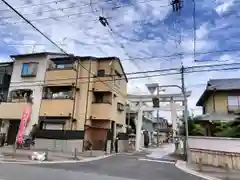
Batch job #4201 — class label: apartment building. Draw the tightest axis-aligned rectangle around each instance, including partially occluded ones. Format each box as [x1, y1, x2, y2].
[0, 52, 128, 148]
[0, 52, 68, 144]
[0, 62, 13, 143]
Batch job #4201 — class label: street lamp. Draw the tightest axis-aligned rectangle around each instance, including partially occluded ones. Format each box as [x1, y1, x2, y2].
[146, 83, 189, 162]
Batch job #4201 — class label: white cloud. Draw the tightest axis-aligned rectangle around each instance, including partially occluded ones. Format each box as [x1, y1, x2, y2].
[0, 0, 239, 120]
[215, 0, 234, 15]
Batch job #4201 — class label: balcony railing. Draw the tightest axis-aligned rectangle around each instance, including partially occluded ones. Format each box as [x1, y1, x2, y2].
[93, 77, 114, 92]
[40, 99, 74, 117]
[91, 103, 113, 120]
[0, 102, 27, 119]
[45, 69, 77, 86]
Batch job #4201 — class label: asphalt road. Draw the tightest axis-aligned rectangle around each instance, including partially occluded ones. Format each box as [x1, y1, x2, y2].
[0, 154, 205, 180]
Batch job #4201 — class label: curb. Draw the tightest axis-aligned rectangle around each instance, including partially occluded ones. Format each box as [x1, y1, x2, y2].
[175, 160, 221, 180]
[0, 154, 114, 165]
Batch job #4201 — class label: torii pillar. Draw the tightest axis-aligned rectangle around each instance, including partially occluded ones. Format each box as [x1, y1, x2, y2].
[170, 100, 177, 137]
[135, 101, 143, 152]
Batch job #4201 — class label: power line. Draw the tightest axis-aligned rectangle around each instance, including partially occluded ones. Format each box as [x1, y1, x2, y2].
[6, 62, 240, 85]
[0, 0, 67, 12]
[6, 66, 240, 89]
[0, 0, 168, 26]
[0, 0, 160, 20]
[0, 0, 126, 98]
[192, 0, 196, 61]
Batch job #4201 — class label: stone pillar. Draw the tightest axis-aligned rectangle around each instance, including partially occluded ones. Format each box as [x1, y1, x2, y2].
[170, 101, 177, 137]
[135, 101, 143, 152]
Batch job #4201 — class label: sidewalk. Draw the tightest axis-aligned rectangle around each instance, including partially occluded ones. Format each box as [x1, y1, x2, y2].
[145, 143, 175, 159]
[175, 160, 240, 180]
[0, 146, 108, 162]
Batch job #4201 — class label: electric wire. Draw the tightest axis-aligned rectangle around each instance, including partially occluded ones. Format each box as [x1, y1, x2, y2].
[0, 0, 126, 98]
[192, 0, 196, 62]
[6, 66, 240, 89]
[6, 62, 240, 85]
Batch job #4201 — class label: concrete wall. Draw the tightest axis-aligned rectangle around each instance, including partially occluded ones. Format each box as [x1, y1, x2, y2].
[34, 138, 83, 153]
[188, 136, 240, 170]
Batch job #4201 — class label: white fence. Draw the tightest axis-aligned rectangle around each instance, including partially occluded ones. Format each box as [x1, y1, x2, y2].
[188, 136, 240, 153]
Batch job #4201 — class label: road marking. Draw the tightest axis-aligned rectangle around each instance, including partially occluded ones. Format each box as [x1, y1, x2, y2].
[175, 160, 221, 180]
[138, 158, 175, 164]
[0, 154, 114, 164]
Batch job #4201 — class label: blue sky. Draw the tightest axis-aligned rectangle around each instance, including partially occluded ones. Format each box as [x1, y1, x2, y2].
[0, 0, 240, 120]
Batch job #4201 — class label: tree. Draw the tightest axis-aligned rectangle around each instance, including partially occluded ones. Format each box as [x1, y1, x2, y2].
[179, 116, 205, 136]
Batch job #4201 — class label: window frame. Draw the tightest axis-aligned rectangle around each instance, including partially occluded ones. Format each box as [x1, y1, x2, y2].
[97, 69, 105, 77]
[227, 95, 240, 112]
[21, 62, 38, 77]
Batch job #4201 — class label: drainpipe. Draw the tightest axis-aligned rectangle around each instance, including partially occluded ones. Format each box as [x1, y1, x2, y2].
[71, 57, 79, 130]
[82, 58, 92, 151]
[212, 88, 216, 112]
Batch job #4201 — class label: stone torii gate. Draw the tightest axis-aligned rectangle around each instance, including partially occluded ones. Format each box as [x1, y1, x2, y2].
[127, 91, 191, 151]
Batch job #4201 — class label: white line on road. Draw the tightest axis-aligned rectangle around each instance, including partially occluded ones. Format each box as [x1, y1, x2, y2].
[0, 154, 113, 165]
[138, 158, 175, 164]
[175, 160, 221, 180]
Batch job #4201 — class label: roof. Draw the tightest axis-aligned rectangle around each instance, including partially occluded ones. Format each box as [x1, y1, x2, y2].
[51, 56, 128, 82]
[10, 52, 67, 59]
[0, 61, 13, 66]
[195, 113, 239, 121]
[10, 52, 128, 82]
[196, 78, 240, 106]
[153, 117, 168, 123]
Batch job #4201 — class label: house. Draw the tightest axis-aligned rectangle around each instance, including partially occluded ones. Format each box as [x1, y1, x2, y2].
[196, 78, 240, 135]
[0, 62, 13, 141]
[152, 117, 170, 143]
[0, 62, 13, 101]
[0, 52, 128, 150]
[196, 78, 240, 120]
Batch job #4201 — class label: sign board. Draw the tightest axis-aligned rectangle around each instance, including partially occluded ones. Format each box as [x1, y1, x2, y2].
[16, 104, 32, 145]
[146, 83, 158, 95]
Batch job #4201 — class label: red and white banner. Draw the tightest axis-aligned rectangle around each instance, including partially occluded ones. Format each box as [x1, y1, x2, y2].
[16, 104, 32, 144]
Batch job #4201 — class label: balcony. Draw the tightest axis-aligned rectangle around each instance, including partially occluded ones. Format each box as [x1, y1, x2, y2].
[45, 69, 77, 86]
[0, 102, 26, 119]
[40, 99, 74, 117]
[91, 103, 113, 120]
[93, 77, 114, 92]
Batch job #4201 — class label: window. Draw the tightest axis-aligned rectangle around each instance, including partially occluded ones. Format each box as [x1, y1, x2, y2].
[117, 102, 124, 111]
[21, 63, 38, 77]
[97, 69, 105, 77]
[228, 96, 240, 112]
[9, 89, 33, 102]
[0, 75, 3, 84]
[42, 86, 73, 99]
[95, 92, 104, 103]
[93, 92, 111, 103]
[56, 63, 73, 69]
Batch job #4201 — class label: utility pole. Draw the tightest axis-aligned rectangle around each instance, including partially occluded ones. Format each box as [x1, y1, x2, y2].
[156, 87, 160, 147]
[180, 65, 189, 162]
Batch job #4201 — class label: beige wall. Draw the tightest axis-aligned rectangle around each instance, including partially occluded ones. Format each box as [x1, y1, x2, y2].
[188, 136, 240, 170]
[79, 59, 127, 131]
[204, 92, 228, 114]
